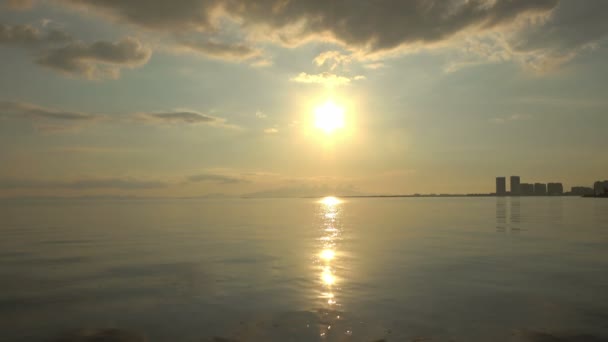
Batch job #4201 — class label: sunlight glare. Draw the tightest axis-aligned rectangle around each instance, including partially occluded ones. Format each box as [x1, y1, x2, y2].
[314, 101, 345, 134]
[320, 196, 341, 206]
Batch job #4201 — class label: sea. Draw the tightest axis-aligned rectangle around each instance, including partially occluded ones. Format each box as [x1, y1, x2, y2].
[1, 197, 607, 342]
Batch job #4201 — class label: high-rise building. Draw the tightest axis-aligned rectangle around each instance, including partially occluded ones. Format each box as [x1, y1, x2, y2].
[534, 183, 547, 196]
[521, 183, 534, 195]
[496, 177, 506, 196]
[594, 180, 608, 195]
[547, 183, 564, 195]
[510, 176, 520, 196]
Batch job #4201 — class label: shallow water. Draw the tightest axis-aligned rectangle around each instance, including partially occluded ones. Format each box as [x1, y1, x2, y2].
[1, 197, 607, 341]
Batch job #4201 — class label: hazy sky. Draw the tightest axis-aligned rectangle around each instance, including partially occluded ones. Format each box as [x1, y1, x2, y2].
[1, 0, 607, 197]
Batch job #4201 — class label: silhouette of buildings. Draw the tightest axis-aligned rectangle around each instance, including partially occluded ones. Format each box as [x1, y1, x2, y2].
[547, 183, 563, 195]
[496, 177, 506, 196]
[534, 183, 547, 195]
[493, 176, 605, 197]
[520, 183, 534, 195]
[510, 176, 520, 196]
[594, 180, 608, 195]
[571, 186, 594, 196]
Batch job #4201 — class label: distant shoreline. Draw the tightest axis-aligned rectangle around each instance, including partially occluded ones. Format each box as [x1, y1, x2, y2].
[1, 194, 602, 201]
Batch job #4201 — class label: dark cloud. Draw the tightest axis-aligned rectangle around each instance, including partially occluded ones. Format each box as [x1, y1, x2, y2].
[138, 111, 222, 124]
[0, 178, 167, 190]
[0, 100, 98, 121]
[37, 37, 151, 79]
[508, 0, 608, 69]
[187, 173, 246, 184]
[3, 0, 35, 10]
[60, 0, 558, 53]
[0, 23, 71, 47]
[0, 23, 150, 79]
[61, 0, 219, 32]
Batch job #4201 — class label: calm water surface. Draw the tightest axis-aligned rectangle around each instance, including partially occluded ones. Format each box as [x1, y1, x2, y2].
[1, 197, 607, 341]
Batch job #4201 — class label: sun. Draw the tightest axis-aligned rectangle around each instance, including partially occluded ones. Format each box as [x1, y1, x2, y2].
[314, 100, 345, 134]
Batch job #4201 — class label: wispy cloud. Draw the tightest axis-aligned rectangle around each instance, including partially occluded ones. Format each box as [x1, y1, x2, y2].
[176, 38, 260, 61]
[255, 110, 266, 119]
[138, 111, 219, 124]
[290, 72, 364, 87]
[313, 50, 352, 71]
[134, 110, 237, 129]
[490, 113, 531, 124]
[187, 173, 247, 184]
[0, 100, 239, 132]
[0, 100, 101, 132]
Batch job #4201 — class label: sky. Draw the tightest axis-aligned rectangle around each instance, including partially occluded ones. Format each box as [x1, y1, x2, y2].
[0, 0, 607, 198]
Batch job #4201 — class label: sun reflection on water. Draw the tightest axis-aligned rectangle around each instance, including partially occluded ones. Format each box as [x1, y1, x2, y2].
[315, 196, 344, 309]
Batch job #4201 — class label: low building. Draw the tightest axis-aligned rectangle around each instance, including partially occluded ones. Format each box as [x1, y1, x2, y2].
[534, 183, 547, 196]
[520, 183, 534, 195]
[571, 186, 594, 196]
[547, 183, 564, 195]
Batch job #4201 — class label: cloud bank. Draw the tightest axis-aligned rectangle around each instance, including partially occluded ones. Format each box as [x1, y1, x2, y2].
[10, 1, 608, 70]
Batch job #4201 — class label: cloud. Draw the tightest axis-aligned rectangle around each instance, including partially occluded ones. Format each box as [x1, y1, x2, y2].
[490, 113, 530, 124]
[0, 178, 168, 190]
[264, 127, 278, 134]
[0, 23, 71, 47]
[187, 173, 246, 184]
[60, 0, 220, 32]
[255, 110, 266, 119]
[0, 23, 150, 79]
[290, 72, 363, 87]
[60, 0, 558, 53]
[313, 50, 352, 70]
[3, 0, 35, 10]
[444, 1, 608, 72]
[0, 100, 238, 132]
[0, 100, 101, 132]
[37, 37, 151, 79]
[0, 100, 97, 121]
[363, 63, 385, 70]
[136, 111, 224, 125]
[507, 0, 608, 71]
[176, 38, 260, 61]
[16, 1, 608, 71]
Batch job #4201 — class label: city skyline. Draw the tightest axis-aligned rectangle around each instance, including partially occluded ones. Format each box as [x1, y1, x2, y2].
[495, 175, 607, 196]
